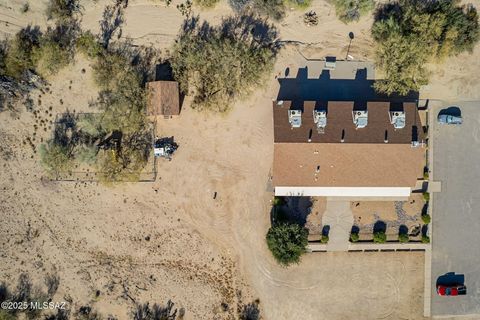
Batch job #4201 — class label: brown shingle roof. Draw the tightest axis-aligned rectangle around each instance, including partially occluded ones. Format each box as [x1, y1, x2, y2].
[273, 143, 425, 188]
[146, 81, 180, 116]
[273, 101, 425, 144]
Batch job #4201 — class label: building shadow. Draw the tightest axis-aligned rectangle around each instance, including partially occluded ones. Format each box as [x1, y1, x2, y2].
[276, 66, 419, 103]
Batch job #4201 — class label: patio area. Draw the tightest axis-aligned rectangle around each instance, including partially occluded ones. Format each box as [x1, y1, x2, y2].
[351, 193, 427, 241]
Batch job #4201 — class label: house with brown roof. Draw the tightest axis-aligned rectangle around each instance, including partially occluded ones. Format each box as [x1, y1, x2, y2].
[146, 81, 180, 117]
[272, 101, 426, 198]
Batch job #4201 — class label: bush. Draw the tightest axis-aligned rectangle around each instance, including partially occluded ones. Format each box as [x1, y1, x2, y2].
[132, 301, 178, 320]
[46, 0, 82, 21]
[398, 233, 409, 243]
[373, 231, 386, 243]
[251, 0, 286, 21]
[372, 0, 480, 95]
[76, 31, 103, 58]
[423, 192, 430, 202]
[171, 14, 278, 112]
[194, 0, 220, 8]
[75, 145, 98, 164]
[422, 234, 430, 243]
[421, 213, 431, 224]
[350, 231, 359, 242]
[4, 26, 42, 79]
[266, 223, 308, 266]
[320, 234, 329, 243]
[333, 0, 374, 23]
[240, 301, 260, 320]
[39, 143, 73, 176]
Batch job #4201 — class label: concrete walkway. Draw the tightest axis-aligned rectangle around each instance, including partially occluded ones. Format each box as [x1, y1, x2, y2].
[322, 201, 353, 251]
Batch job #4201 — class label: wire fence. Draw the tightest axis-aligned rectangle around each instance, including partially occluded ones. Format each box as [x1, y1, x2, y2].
[51, 112, 157, 182]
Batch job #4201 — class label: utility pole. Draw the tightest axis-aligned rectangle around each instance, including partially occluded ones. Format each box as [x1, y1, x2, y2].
[346, 32, 355, 60]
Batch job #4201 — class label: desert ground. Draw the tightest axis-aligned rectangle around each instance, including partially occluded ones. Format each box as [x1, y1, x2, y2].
[1, 0, 480, 319]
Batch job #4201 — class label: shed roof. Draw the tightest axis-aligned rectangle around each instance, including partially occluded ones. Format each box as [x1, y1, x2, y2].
[146, 81, 180, 116]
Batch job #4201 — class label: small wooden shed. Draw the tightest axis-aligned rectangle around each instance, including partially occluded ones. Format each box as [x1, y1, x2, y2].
[146, 81, 180, 117]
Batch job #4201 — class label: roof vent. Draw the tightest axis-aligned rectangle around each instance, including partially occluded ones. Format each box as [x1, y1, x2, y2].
[389, 111, 406, 129]
[313, 110, 327, 133]
[288, 109, 302, 128]
[352, 110, 368, 129]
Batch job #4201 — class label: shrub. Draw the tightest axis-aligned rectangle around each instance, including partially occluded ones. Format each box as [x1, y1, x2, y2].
[194, 0, 220, 8]
[398, 233, 409, 243]
[240, 301, 260, 320]
[21, 3, 30, 13]
[76, 31, 103, 58]
[320, 234, 329, 244]
[372, 0, 480, 95]
[272, 196, 285, 206]
[171, 14, 278, 112]
[4, 26, 42, 79]
[266, 223, 308, 266]
[75, 145, 98, 164]
[350, 231, 359, 242]
[422, 234, 430, 243]
[423, 192, 430, 202]
[333, 0, 374, 23]
[251, 0, 286, 21]
[373, 231, 386, 243]
[421, 213, 431, 224]
[39, 143, 73, 176]
[132, 301, 178, 320]
[46, 0, 82, 22]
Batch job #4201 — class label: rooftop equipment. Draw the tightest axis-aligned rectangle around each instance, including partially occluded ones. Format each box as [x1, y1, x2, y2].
[313, 110, 327, 133]
[288, 109, 302, 128]
[389, 111, 406, 129]
[352, 110, 368, 129]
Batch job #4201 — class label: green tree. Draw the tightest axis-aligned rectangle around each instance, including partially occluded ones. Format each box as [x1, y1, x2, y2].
[266, 223, 308, 266]
[171, 14, 278, 112]
[372, 0, 480, 95]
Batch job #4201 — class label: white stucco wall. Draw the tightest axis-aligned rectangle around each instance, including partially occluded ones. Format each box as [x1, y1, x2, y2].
[274, 186, 412, 197]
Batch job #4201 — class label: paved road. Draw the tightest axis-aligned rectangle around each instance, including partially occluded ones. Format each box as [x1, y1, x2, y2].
[431, 101, 480, 316]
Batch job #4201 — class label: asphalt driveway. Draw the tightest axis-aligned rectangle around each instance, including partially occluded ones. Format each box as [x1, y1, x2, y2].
[431, 101, 480, 316]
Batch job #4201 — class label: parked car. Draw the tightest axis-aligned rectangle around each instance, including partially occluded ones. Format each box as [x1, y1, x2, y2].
[437, 114, 463, 125]
[436, 284, 467, 296]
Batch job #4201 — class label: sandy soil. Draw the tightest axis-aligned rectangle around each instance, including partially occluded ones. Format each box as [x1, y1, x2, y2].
[1, 0, 480, 319]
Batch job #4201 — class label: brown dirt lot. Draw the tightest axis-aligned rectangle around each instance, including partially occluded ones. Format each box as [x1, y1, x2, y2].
[1, 0, 479, 319]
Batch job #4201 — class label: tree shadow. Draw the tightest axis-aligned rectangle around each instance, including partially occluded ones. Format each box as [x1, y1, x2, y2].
[100, 3, 125, 49]
[322, 225, 330, 236]
[373, 220, 387, 233]
[399, 224, 408, 235]
[421, 224, 428, 237]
